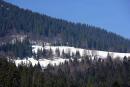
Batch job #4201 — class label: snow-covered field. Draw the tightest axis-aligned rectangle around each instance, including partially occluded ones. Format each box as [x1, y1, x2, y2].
[32, 45, 130, 58]
[15, 45, 130, 68]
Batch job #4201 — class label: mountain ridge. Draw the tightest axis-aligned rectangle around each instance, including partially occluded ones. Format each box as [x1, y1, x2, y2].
[0, 0, 130, 52]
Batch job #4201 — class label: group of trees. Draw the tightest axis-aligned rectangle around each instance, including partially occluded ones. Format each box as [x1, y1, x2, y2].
[35, 48, 54, 59]
[0, 55, 130, 87]
[0, 39, 32, 59]
[35, 48, 81, 60]
[0, 57, 42, 87]
[1, 0, 130, 52]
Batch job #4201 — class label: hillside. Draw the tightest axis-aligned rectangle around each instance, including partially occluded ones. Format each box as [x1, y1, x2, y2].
[1, 1, 130, 87]
[0, 0, 130, 52]
[14, 44, 130, 68]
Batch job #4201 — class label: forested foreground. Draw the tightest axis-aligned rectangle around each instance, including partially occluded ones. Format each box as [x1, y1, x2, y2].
[0, 55, 130, 87]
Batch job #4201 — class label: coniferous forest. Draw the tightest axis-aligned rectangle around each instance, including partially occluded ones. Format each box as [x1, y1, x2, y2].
[0, 56, 130, 87]
[1, 0, 130, 87]
[0, 0, 130, 52]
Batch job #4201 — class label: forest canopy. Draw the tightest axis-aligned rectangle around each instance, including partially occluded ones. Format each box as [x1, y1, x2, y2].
[0, 0, 130, 52]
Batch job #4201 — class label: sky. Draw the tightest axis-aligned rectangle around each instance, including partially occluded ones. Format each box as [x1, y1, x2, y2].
[5, 0, 130, 39]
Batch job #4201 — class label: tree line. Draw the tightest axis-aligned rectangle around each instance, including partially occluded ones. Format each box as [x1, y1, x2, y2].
[0, 55, 130, 87]
[35, 48, 81, 60]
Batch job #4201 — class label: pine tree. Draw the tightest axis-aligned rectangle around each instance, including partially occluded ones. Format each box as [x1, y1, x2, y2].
[55, 48, 60, 57]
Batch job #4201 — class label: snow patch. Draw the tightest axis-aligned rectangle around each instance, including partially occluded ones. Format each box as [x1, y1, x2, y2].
[15, 57, 69, 68]
[32, 45, 43, 53]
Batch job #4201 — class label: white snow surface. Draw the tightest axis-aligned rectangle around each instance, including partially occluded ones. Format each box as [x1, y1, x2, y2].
[15, 58, 38, 66]
[15, 57, 69, 68]
[32, 45, 130, 58]
[32, 45, 43, 53]
[15, 45, 130, 68]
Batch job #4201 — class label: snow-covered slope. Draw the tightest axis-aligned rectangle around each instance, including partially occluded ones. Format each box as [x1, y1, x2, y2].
[32, 45, 130, 58]
[15, 45, 130, 68]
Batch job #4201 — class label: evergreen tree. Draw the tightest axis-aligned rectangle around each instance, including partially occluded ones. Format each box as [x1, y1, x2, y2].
[55, 48, 60, 57]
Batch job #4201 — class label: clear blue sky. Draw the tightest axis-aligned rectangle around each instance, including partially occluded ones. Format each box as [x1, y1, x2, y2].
[6, 0, 130, 39]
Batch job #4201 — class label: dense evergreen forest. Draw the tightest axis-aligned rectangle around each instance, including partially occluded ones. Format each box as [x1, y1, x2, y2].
[0, 39, 32, 59]
[0, 0, 130, 52]
[0, 55, 130, 87]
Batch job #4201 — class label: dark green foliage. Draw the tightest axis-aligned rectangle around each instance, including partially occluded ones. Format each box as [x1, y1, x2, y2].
[0, 58, 20, 87]
[0, 56, 130, 87]
[35, 48, 53, 59]
[0, 39, 32, 59]
[0, 0, 130, 52]
[55, 48, 60, 57]
[75, 51, 80, 59]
